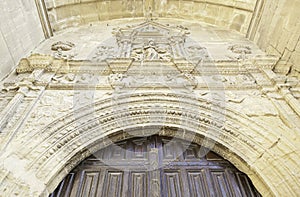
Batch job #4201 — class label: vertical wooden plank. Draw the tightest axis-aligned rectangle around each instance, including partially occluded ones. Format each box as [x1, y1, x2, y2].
[186, 170, 209, 197]
[162, 170, 183, 197]
[128, 172, 148, 197]
[210, 170, 233, 197]
[77, 171, 100, 197]
[102, 171, 124, 197]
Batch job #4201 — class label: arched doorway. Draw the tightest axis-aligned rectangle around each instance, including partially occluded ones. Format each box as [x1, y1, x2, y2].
[50, 135, 260, 197]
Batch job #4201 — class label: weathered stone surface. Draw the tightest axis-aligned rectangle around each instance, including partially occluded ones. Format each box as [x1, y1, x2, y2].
[249, 0, 300, 78]
[44, 0, 256, 35]
[0, 3, 299, 197]
[0, 0, 45, 80]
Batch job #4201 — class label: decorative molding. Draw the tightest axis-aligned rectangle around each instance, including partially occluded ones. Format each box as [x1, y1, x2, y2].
[16, 54, 58, 73]
[34, 0, 53, 38]
[10, 92, 297, 196]
[1, 20, 299, 197]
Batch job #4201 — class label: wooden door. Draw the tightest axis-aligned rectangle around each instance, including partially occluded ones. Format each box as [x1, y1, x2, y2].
[50, 136, 261, 197]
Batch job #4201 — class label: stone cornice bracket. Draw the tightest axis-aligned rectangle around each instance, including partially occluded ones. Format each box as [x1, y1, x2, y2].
[16, 54, 59, 74]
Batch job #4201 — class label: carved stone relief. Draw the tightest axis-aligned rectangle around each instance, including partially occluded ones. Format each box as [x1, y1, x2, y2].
[52, 73, 76, 84]
[0, 97, 13, 111]
[2, 78, 41, 93]
[227, 44, 252, 60]
[112, 21, 204, 65]
[210, 74, 257, 87]
[92, 46, 116, 62]
[22, 91, 74, 133]
[51, 41, 76, 59]
[4, 99, 32, 130]
[228, 44, 251, 54]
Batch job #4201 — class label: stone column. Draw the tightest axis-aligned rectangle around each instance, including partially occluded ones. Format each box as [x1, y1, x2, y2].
[0, 69, 44, 132]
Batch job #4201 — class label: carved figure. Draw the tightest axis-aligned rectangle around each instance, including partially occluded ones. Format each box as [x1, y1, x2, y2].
[132, 40, 171, 61]
[144, 40, 159, 60]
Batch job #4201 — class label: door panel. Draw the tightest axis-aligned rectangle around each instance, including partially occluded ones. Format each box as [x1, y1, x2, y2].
[128, 172, 148, 197]
[78, 171, 100, 197]
[102, 171, 124, 197]
[186, 170, 209, 197]
[162, 170, 183, 197]
[50, 136, 261, 197]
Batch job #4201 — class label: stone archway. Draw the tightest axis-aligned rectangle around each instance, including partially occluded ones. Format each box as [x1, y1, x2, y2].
[1, 92, 297, 196]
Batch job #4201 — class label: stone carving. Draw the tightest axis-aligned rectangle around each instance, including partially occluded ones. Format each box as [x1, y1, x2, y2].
[25, 92, 268, 170]
[51, 41, 75, 51]
[228, 44, 251, 54]
[107, 71, 197, 92]
[5, 100, 30, 130]
[228, 44, 252, 60]
[131, 40, 172, 61]
[75, 73, 99, 84]
[2, 78, 41, 93]
[16, 54, 55, 73]
[92, 46, 115, 62]
[168, 73, 198, 91]
[22, 91, 74, 133]
[186, 46, 208, 59]
[211, 74, 256, 86]
[113, 21, 194, 62]
[239, 97, 278, 117]
[52, 73, 76, 83]
[51, 41, 76, 59]
[108, 73, 126, 90]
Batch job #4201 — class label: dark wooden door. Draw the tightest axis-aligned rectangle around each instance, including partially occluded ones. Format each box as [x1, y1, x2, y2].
[50, 136, 261, 197]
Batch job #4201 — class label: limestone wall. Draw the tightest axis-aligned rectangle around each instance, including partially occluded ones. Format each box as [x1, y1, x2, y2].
[250, 0, 300, 77]
[45, 0, 257, 35]
[0, 0, 45, 81]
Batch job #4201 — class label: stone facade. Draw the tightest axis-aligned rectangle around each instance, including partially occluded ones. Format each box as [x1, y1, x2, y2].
[0, 1, 299, 197]
[0, 18, 299, 196]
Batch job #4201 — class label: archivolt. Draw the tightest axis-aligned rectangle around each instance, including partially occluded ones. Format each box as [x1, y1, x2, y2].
[1, 92, 297, 196]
